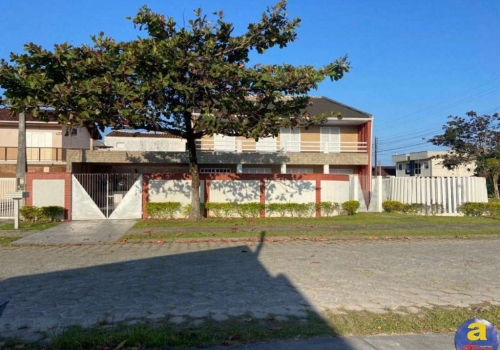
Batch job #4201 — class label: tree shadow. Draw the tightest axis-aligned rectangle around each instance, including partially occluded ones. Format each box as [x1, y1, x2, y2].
[0, 235, 355, 349]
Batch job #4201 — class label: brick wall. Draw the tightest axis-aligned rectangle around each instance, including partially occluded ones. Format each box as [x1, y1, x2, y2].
[26, 172, 72, 220]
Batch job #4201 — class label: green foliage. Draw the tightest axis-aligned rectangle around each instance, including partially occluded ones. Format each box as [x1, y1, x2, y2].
[205, 202, 235, 218]
[235, 203, 265, 218]
[265, 203, 315, 217]
[459, 202, 500, 217]
[0, 1, 350, 220]
[146, 202, 182, 219]
[315, 202, 341, 217]
[404, 203, 424, 215]
[40, 206, 65, 222]
[20, 205, 65, 222]
[458, 202, 490, 217]
[382, 200, 406, 213]
[20, 206, 41, 222]
[341, 201, 360, 216]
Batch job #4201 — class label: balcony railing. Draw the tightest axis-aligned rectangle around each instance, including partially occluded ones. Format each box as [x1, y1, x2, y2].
[0, 147, 70, 162]
[196, 140, 368, 154]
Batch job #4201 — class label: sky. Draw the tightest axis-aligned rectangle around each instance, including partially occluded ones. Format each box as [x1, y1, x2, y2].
[1, 0, 499, 164]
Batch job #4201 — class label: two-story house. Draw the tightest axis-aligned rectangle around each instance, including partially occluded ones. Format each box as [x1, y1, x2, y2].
[0, 109, 101, 177]
[80, 97, 372, 175]
[392, 151, 475, 177]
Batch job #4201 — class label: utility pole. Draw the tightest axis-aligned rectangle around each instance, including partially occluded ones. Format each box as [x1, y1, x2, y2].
[16, 112, 27, 191]
[374, 136, 379, 176]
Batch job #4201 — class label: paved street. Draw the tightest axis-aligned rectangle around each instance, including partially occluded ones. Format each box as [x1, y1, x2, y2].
[0, 239, 499, 342]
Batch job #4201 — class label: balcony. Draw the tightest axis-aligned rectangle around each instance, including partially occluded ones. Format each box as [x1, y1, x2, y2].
[196, 140, 368, 154]
[0, 147, 70, 162]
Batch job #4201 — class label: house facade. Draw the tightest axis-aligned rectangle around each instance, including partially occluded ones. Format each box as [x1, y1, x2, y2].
[83, 97, 372, 176]
[0, 109, 100, 177]
[392, 151, 475, 177]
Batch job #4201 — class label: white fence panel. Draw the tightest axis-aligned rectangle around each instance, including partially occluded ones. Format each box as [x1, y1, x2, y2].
[388, 176, 488, 214]
[0, 178, 16, 218]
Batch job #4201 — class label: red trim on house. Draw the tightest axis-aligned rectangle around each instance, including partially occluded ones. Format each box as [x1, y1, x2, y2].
[204, 179, 210, 218]
[315, 178, 321, 217]
[26, 172, 72, 220]
[357, 120, 373, 206]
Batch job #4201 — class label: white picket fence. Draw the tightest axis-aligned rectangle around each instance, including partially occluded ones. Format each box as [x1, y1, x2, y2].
[387, 176, 488, 214]
[0, 178, 16, 218]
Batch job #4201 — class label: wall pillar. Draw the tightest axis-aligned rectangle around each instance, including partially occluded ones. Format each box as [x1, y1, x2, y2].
[323, 164, 330, 174]
[280, 163, 287, 174]
[236, 163, 243, 174]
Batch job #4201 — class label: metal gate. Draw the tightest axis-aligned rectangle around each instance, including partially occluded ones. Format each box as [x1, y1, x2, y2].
[0, 178, 16, 218]
[72, 173, 142, 220]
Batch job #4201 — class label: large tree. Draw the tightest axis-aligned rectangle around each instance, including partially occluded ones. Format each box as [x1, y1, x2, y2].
[0, 1, 350, 219]
[429, 111, 500, 198]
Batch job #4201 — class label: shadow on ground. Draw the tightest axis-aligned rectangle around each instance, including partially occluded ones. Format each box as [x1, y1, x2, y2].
[0, 234, 355, 349]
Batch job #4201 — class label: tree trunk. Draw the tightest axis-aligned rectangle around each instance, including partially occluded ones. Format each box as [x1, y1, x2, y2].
[184, 112, 202, 220]
[16, 112, 27, 191]
[493, 173, 500, 199]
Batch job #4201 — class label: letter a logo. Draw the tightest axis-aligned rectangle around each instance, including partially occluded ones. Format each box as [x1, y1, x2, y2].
[455, 318, 499, 350]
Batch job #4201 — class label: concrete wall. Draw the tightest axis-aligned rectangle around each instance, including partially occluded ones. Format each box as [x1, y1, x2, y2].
[210, 180, 260, 203]
[62, 127, 92, 149]
[149, 179, 205, 205]
[32, 180, 65, 207]
[321, 180, 350, 203]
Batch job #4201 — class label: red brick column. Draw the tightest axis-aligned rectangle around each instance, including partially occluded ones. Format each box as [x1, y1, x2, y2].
[26, 172, 72, 220]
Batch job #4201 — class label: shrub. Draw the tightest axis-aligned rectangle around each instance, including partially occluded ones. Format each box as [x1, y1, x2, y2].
[235, 203, 264, 218]
[342, 200, 360, 216]
[20, 206, 41, 222]
[146, 202, 182, 219]
[382, 200, 405, 213]
[404, 203, 424, 215]
[315, 202, 341, 217]
[205, 202, 235, 218]
[488, 202, 500, 217]
[266, 203, 288, 217]
[40, 206, 65, 222]
[458, 202, 489, 217]
[181, 203, 205, 218]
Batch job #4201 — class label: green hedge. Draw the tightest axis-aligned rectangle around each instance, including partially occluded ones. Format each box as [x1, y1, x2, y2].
[146, 202, 182, 219]
[20, 205, 65, 222]
[459, 202, 500, 217]
[341, 200, 360, 216]
[382, 200, 443, 215]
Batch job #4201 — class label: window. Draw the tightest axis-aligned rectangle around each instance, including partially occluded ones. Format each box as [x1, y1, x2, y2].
[280, 128, 300, 152]
[200, 168, 231, 174]
[423, 161, 429, 169]
[71, 129, 78, 135]
[414, 162, 422, 175]
[286, 168, 313, 174]
[320, 127, 340, 153]
[330, 168, 353, 174]
[398, 163, 403, 171]
[242, 168, 272, 174]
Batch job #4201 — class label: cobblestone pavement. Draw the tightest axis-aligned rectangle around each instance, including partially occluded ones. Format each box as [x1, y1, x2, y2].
[0, 239, 499, 341]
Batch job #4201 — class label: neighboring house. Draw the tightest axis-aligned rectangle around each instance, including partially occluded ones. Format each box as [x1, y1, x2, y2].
[0, 109, 101, 177]
[372, 165, 396, 177]
[392, 151, 475, 177]
[86, 96, 373, 177]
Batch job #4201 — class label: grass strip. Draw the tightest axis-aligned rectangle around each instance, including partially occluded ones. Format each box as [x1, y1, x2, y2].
[5, 304, 497, 349]
[0, 222, 59, 231]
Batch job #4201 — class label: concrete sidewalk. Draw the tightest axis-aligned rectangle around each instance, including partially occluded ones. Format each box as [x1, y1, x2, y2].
[207, 334, 455, 350]
[13, 220, 136, 244]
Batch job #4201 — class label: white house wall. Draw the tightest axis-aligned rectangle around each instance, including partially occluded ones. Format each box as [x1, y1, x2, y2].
[320, 180, 350, 203]
[210, 180, 260, 203]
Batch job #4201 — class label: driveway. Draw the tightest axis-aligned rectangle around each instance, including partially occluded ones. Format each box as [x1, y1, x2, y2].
[12, 220, 136, 244]
[0, 239, 499, 342]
